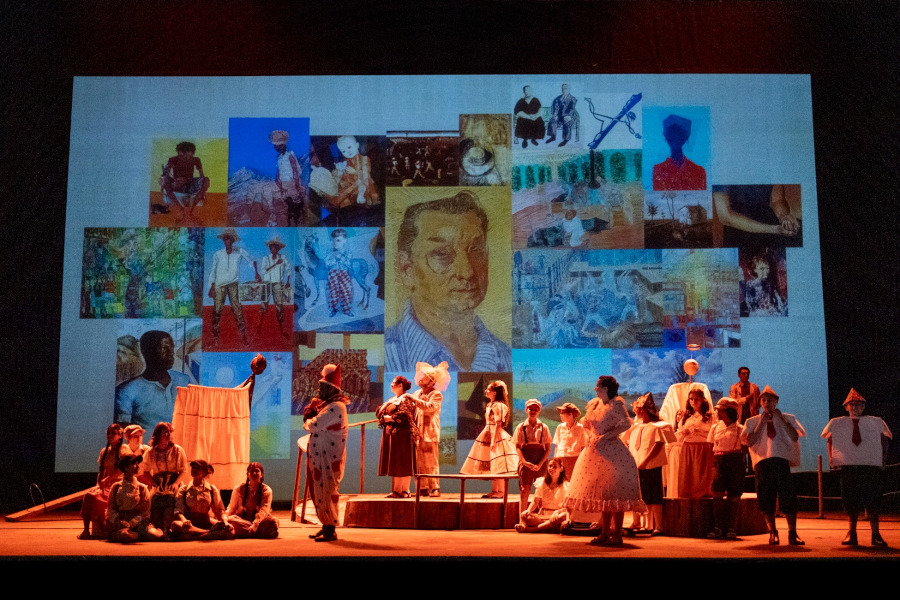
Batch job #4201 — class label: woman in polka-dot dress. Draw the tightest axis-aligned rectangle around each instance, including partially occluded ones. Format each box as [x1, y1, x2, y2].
[303, 364, 350, 542]
[564, 375, 645, 546]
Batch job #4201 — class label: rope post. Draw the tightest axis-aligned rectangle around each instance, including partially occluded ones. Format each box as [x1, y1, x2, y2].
[817, 454, 824, 519]
[359, 423, 366, 494]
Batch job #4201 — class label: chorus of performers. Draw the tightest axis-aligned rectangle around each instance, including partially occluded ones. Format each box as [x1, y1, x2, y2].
[373, 360, 891, 548]
[81, 359, 891, 549]
[78, 420, 279, 543]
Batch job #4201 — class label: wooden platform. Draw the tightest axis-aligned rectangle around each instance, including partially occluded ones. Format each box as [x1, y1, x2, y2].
[662, 495, 768, 537]
[344, 494, 768, 535]
[344, 494, 520, 530]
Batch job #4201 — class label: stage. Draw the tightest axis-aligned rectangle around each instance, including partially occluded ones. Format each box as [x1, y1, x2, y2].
[2, 504, 896, 561]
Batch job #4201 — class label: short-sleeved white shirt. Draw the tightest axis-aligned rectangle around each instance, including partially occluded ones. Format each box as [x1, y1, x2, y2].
[821, 416, 892, 467]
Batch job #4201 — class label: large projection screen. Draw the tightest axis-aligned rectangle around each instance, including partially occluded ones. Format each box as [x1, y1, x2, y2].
[58, 75, 826, 499]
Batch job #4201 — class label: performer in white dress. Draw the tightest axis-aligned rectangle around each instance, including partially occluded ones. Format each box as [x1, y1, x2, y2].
[565, 375, 645, 546]
[460, 380, 518, 498]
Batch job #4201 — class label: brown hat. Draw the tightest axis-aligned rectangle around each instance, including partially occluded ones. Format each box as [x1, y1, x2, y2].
[123, 424, 145, 438]
[715, 398, 739, 411]
[525, 399, 542, 410]
[189, 459, 214, 476]
[116, 454, 143, 473]
[843, 388, 866, 406]
[759, 385, 779, 400]
[556, 402, 582, 419]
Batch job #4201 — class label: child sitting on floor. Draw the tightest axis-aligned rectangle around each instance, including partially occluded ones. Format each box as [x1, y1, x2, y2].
[516, 458, 569, 533]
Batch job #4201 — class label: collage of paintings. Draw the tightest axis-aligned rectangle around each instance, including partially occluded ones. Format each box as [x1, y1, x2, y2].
[74, 78, 807, 475]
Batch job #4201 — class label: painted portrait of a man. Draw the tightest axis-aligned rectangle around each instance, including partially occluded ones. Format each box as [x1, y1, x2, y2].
[385, 188, 511, 372]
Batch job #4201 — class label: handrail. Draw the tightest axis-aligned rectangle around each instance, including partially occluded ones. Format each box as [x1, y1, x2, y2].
[349, 418, 378, 492]
[292, 417, 379, 522]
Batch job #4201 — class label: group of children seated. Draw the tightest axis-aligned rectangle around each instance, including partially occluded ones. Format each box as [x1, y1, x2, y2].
[79, 422, 278, 543]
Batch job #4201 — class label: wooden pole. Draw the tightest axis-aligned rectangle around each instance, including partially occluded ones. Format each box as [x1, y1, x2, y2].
[359, 423, 366, 494]
[817, 454, 824, 519]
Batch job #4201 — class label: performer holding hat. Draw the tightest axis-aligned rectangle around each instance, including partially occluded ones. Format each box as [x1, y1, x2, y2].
[821, 389, 892, 547]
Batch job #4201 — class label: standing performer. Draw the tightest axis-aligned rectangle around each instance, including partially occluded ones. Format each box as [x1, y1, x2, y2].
[741, 385, 806, 545]
[622, 393, 673, 535]
[144, 422, 187, 532]
[564, 376, 644, 546]
[413, 361, 451, 497]
[514, 399, 553, 518]
[706, 398, 745, 540]
[667, 386, 715, 499]
[460, 380, 519, 499]
[303, 364, 350, 542]
[729, 366, 761, 425]
[821, 389, 892, 547]
[553, 402, 588, 479]
[376, 376, 420, 498]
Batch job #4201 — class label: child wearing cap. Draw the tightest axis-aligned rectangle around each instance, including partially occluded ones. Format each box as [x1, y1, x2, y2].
[169, 459, 234, 541]
[706, 398, 745, 540]
[821, 389, 892, 547]
[740, 385, 806, 546]
[514, 399, 552, 520]
[119, 424, 151, 485]
[552, 402, 587, 479]
[106, 455, 164, 543]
